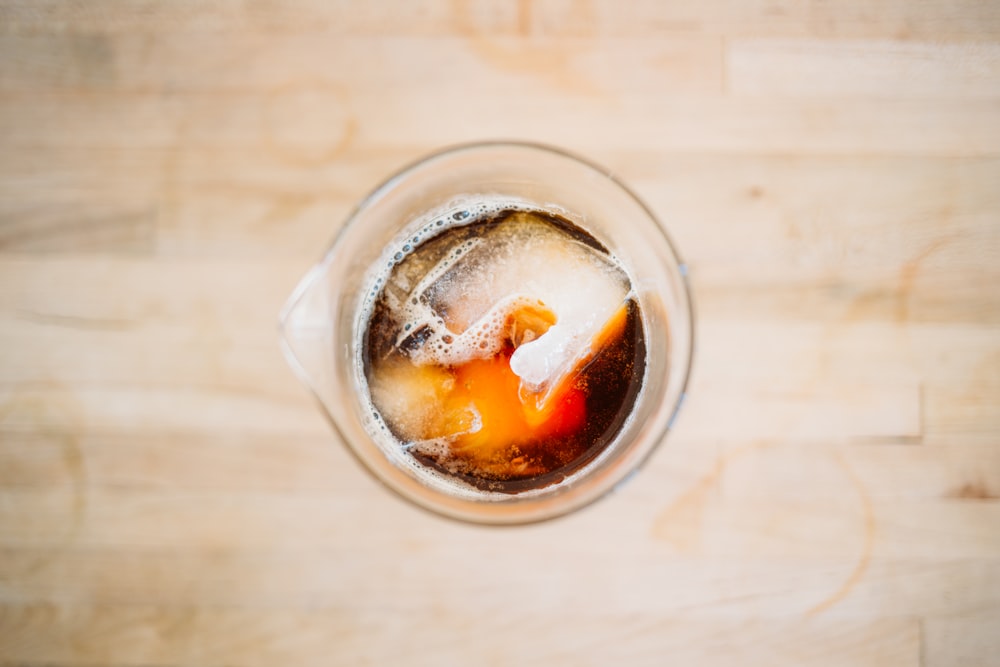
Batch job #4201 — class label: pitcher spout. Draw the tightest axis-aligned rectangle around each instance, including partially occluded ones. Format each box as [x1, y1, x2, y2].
[278, 264, 336, 407]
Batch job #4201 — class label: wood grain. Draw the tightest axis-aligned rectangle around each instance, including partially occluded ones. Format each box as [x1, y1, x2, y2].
[0, 604, 922, 666]
[2, 0, 998, 39]
[1, 1, 998, 665]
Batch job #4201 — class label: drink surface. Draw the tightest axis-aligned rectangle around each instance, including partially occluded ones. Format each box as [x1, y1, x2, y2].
[361, 204, 646, 493]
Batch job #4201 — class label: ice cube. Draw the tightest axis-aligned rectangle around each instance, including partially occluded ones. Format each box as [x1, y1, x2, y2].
[384, 210, 630, 379]
[369, 356, 478, 442]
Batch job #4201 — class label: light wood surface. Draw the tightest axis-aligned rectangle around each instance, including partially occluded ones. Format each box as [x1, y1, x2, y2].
[2, 2, 999, 665]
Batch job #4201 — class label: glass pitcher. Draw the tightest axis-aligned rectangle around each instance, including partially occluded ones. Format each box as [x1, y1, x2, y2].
[279, 142, 693, 524]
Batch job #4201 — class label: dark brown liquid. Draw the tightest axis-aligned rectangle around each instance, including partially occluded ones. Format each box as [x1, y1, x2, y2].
[363, 208, 646, 493]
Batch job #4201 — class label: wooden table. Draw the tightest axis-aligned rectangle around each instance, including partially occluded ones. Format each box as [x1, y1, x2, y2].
[2, 2, 998, 665]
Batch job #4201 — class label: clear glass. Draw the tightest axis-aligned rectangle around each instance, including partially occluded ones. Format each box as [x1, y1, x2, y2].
[279, 142, 693, 524]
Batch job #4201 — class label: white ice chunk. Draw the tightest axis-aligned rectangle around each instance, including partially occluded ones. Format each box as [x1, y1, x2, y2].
[509, 273, 624, 391]
[392, 211, 630, 386]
